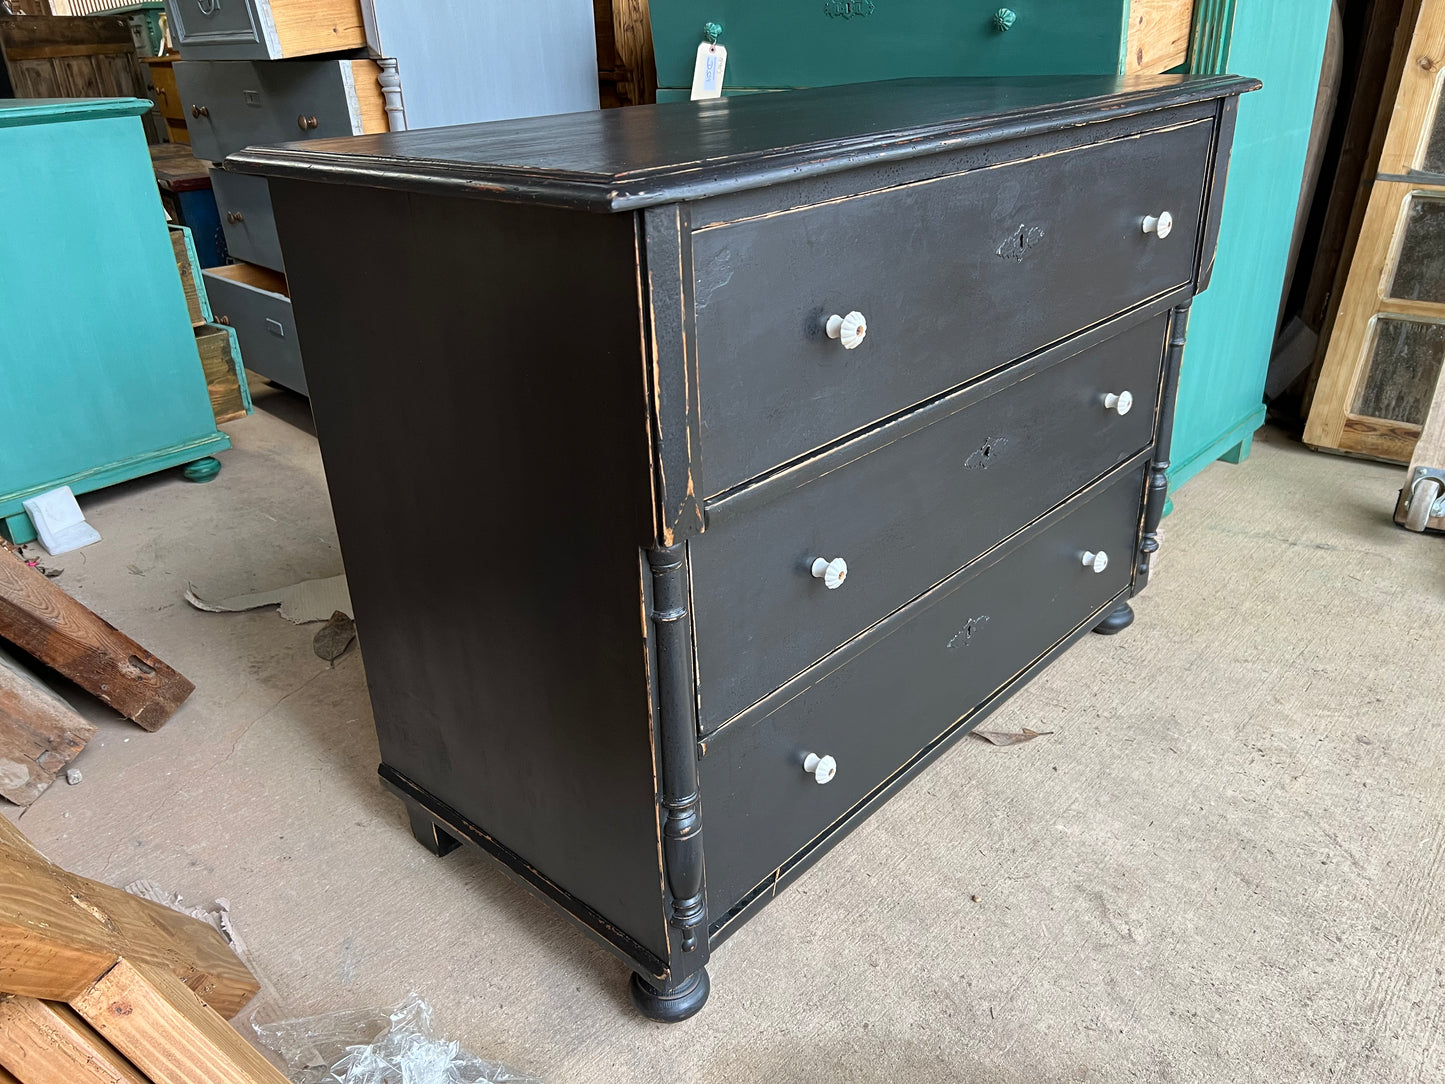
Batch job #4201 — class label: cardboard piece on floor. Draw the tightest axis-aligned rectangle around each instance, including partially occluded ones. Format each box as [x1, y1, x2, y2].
[183, 575, 352, 624]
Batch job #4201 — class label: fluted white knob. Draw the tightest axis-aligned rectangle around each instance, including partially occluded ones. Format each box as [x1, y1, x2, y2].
[1104, 391, 1134, 415]
[1082, 550, 1109, 573]
[1142, 211, 1173, 239]
[810, 556, 848, 589]
[803, 753, 837, 784]
[825, 310, 868, 349]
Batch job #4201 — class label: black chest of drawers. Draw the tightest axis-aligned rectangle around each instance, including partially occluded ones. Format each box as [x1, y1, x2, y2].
[232, 74, 1257, 1020]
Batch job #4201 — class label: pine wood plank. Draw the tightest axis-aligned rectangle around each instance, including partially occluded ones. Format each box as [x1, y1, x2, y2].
[0, 548, 194, 732]
[0, 997, 148, 1084]
[70, 959, 289, 1084]
[1125, 0, 1194, 75]
[270, 0, 365, 59]
[1300, 0, 1412, 333]
[1379, 0, 1445, 174]
[169, 229, 205, 329]
[610, 0, 655, 106]
[1340, 413, 1423, 460]
[348, 59, 388, 135]
[0, 651, 95, 807]
[1305, 180, 1417, 452]
[196, 326, 249, 426]
[0, 818, 259, 1018]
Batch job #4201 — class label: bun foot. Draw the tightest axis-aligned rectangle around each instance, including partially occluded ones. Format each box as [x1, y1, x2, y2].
[1093, 601, 1135, 636]
[628, 968, 709, 1022]
[182, 457, 222, 482]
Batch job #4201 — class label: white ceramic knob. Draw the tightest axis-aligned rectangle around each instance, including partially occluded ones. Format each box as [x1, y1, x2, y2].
[825, 310, 868, 350]
[803, 753, 837, 784]
[1142, 211, 1173, 239]
[810, 556, 848, 589]
[1104, 391, 1134, 415]
[1082, 550, 1109, 573]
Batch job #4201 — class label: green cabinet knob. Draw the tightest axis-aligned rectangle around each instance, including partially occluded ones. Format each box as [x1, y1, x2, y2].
[993, 7, 1017, 31]
[703, 21, 722, 43]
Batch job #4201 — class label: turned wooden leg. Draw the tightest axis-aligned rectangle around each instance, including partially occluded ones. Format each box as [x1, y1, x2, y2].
[628, 968, 709, 1022]
[182, 457, 222, 482]
[405, 802, 460, 857]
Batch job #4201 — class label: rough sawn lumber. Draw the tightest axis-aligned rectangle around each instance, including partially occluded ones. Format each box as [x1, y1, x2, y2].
[0, 546, 193, 731]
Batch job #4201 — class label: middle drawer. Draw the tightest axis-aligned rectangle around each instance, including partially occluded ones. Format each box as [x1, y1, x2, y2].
[690, 310, 1167, 731]
[212, 168, 285, 272]
[175, 58, 386, 164]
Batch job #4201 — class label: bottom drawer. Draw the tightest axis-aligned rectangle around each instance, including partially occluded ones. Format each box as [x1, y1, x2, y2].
[202, 262, 307, 396]
[699, 457, 1148, 917]
[194, 322, 251, 425]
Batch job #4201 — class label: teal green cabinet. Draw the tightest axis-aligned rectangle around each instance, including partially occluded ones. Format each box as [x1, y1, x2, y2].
[1170, 0, 1332, 487]
[0, 98, 234, 544]
[651, 1, 1192, 99]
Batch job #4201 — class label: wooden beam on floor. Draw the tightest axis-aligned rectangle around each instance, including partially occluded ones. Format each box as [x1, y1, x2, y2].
[0, 649, 96, 806]
[0, 996, 149, 1084]
[0, 546, 194, 731]
[0, 817, 259, 1018]
[71, 958, 289, 1084]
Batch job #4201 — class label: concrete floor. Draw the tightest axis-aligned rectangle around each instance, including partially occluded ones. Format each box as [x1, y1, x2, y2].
[6, 388, 1445, 1083]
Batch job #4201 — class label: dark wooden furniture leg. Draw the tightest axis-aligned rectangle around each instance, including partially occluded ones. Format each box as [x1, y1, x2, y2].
[405, 801, 461, 857]
[628, 968, 710, 1023]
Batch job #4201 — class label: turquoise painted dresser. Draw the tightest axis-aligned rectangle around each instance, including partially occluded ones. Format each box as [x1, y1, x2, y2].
[1169, 0, 1332, 487]
[0, 98, 234, 544]
[650, 1, 1195, 100]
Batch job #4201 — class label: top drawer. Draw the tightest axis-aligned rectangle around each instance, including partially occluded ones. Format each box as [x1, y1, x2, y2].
[692, 118, 1213, 494]
[175, 59, 387, 164]
[163, 0, 366, 61]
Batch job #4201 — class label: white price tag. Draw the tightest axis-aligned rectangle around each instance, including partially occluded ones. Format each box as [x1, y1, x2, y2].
[690, 42, 727, 100]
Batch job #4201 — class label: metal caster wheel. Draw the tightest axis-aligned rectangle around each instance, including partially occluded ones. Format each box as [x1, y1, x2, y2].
[1405, 476, 1442, 532]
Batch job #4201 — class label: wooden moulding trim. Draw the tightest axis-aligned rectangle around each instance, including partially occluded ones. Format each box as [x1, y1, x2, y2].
[226, 75, 1260, 213]
[645, 543, 707, 970]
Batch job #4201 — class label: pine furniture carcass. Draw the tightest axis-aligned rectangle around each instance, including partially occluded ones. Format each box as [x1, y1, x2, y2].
[230, 73, 1257, 1020]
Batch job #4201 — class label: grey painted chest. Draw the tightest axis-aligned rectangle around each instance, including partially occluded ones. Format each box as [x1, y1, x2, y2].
[229, 74, 1258, 1019]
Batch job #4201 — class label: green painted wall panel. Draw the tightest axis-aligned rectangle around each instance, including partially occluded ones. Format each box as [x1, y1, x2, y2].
[1173, 0, 1332, 489]
[0, 99, 229, 534]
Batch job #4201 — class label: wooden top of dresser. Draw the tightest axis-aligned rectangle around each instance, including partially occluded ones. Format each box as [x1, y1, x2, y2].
[228, 74, 1259, 213]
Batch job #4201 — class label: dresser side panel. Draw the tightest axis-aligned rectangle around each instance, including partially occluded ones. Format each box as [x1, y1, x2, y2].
[266, 179, 668, 959]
